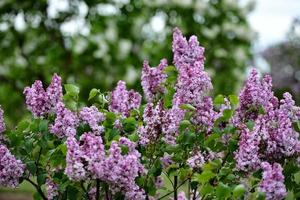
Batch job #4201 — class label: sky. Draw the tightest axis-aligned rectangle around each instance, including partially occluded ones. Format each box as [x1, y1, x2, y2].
[246, 0, 300, 50]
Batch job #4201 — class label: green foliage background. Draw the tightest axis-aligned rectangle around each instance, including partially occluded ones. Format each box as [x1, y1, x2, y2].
[0, 0, 255, 125]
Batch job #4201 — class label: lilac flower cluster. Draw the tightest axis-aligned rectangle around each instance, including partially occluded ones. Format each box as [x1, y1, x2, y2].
[0, 144, 24, 188]
[235, 126, 261, 171]
[65, 132, 104, 181]
[259, 162, 286, 200]
[65, 135, 145, 199]
[24, 74, 62, 117]
[92, 137, 145, 200]
[233, 69, 277, 125]
[46, 178, 59, 200]
[138, 101, 164, 145]
[141, 59, 168, 102]
[160, 28, 217, 144]
[235, 71, 300, 173]
[49, 102, 79, 138]
[79, 106, 105, 134]
[109, 80, 141, 117]
[187, 151, 205, 169]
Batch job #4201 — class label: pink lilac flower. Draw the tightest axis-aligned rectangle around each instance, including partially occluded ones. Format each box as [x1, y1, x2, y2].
[235, 125, 261, 172]
[259, 162, 286, 200]
[79, 106, 105, 133]
[155, 176, 164, 188]
[23, 74, 63, 117]
[79, 132, 105, 174]
[192, 96, 217, 132]
[109, 80, 141, 117]
[187, 151, 205, 169]
[233, 69, 278, 125]
[261, 93, 300, 159]
[160, 153, 174, 168]
[49, 102, 79, 138]
[0, 144, 24, 188]
[46, 178, 59, 200]
[23, 80, 51, 117]
[46, 74, 63, 110]
[162, 107, 185, 145]
[138, 101, 165, 146]
[91, 137, 145, 200]
[172, 28, 205, 71]
[65, 136, 87, 181]
[141, 59, 168, 102]
[65, 132, 105, 181]
[162, 28, 215, 143]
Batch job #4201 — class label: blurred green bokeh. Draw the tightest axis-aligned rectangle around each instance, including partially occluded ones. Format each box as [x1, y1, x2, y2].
[0, 0, 255, 125]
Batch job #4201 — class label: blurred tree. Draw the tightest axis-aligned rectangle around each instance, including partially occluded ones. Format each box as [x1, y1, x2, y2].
[262, 17, 300, 102]
[0, 0, 255, 124]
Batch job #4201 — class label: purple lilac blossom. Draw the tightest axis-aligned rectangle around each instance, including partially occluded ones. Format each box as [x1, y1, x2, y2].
[109, 80, 141, 117]
[23, 74, 63, 117]
[79, 106, 105, 133]
[46, 74, 63, 110]
[138, 101, 164, 146]
[65, 136, 87, 181]
[162, 28, 215, 144]
[160, 153, 174, 168]
[187, 151, 205, 169]
[259, 162, 286, 200]
[23, 80, 51, 117]
[233, 69, 278, 125]
[0, 144, 24, 188]
[65, 132, 105, 181]
[141, 59, 168, 102]
[235, 125, 261, 172]
[162, 107, 185, 145]
[46, 178, 59, 200]
[92, 137, 145, 200]
[49, 102, 79, 138]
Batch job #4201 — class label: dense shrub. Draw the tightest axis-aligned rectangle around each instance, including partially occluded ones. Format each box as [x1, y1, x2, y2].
[0, 28, 299, 200]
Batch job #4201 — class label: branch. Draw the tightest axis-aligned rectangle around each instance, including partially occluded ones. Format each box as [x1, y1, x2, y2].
[24, 177, 47, 200]
[96, 179, 100, 200]
[158, 177, 189, 200]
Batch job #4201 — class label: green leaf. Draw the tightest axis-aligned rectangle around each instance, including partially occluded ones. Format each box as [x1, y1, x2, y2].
[88, 88, 100, 100]
[180, 104, 196, 111]
[201, 184, 214, 196]
[214, 95, 225, 105]
[233, 184, 246, 198]
[128, 133, 139, 142]
[229, 94, 239, 107]
[64, 84, 80, 96]
[222, 109, 233, 121]
[197, 170, 215, 184]
[17, 120, 30, 132]
[216, 183, 231, 200]
[39, 120, 49, 132]
[123, 117, 137, 132]
[27, 161, 37, 175]
[37, 174, 47, 186]
[59, 144, 68, 156]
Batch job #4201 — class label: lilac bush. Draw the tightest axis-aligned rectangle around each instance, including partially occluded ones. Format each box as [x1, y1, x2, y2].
[0, 28, 299, 200]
